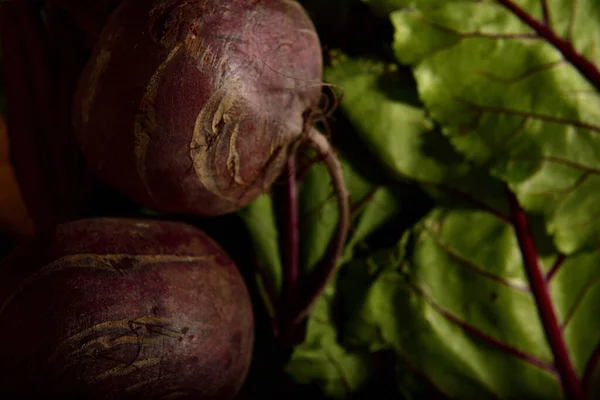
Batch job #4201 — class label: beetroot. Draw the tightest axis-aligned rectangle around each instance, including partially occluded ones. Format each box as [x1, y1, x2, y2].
[73, 0, 350, 324]
[0, 217, 254, 399]
[73, 0, 326, 217]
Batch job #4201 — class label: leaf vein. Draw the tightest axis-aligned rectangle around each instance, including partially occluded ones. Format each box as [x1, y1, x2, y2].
[406, 280, 555, 372]
[540, 0, 551, 27]
[582, 339, 600, 396]
[475, 60, 564, 84]
[539, 172, 590, 218]
[546, 254, 566, 282]
[561, 274, 600, 330]
[496, 0, 600, 93]
[538, 157, 600, 175]
[493, 116, 529, 152]
[420, 182, 510, 222]
[423, 224, 530, 292]
[323, 348, 352, 396]
[567, 0, 579, 43]
[422, 17, 541, 41]
[454, 97, 600, 133]
[559, 207, 600, 230]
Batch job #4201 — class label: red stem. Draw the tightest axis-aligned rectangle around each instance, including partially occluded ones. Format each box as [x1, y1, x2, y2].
[497, 0, 600, 92]
[546, 254, 566, 282]
[540, 0, 551, 27]
[506, 187, 584, 400]
[283, 157, 300, 311]
[290, 128, 350, 324]
[279, 156, 304, 344]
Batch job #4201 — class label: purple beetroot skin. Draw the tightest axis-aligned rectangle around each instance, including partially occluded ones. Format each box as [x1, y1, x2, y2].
[0, 217, 254, 399]
[73, 0, 323, 217]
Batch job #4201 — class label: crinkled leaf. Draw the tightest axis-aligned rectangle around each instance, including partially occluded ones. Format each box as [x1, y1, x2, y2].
[325, 55, 441, 183]
[244, 2, 600, 397]
[324, 54, 509, 215]
[336, 206, 600, 398]
[389, 0, 600, 253]
[286, 53, 509, 398]
[285, 280, 376, 399]
[298, 151, 403, 272]
[313, 24, 600, 395]
[287, 249, 439, 400]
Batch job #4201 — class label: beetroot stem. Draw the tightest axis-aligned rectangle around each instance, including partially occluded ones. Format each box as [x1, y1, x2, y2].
[290, 127, 350, 324]
[497, 0, 600, 92]
[506, 187, 584, 400]
[283, 156, 300, 312]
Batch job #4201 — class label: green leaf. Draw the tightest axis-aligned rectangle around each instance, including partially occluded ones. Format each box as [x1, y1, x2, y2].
[345, 186, 402, 259]
[280, 1, 600, 398]
[240, 149, 412, 396]
[287, 248, 440, 400]
[238, 150, 404, 320]
[324, 54, 509, 215]
[390, 0, 600, 253]
[238, 193, 283, 299]
[325, 56, 442, 183]
[285, 281, 376, 399]
[297, 155, 340, 274]
[336, 206, 600, 398]
[298, 150, 403, 273]
[309, 3, 600, 396]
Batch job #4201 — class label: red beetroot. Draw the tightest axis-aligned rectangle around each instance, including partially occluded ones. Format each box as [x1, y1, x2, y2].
[73, 0, 324, 216]
[0, 217, 254, 399]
